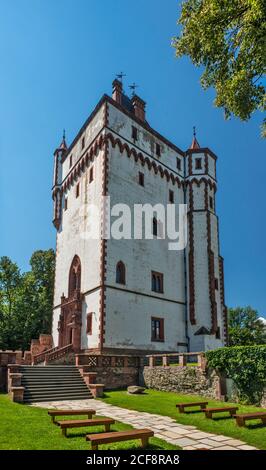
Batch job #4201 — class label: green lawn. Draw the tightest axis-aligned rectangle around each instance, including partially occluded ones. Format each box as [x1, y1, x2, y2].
[0, 394, 177, 450]
[101, 389, 266, 450]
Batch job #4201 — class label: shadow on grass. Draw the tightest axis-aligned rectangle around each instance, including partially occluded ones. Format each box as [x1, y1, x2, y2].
[246, 423, 266, 430]
[67, 429, 117, 438]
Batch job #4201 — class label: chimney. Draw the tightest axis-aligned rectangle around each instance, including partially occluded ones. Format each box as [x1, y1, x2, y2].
[112, 79, 123, 105]
[131, 95, 146, 122]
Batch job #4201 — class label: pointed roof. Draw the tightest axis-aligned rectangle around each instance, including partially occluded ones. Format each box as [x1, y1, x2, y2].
[190, 126, 200, 149]
[55, 130, 68, 154]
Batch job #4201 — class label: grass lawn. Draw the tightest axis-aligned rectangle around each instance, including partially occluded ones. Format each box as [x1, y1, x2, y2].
[101, 389, 266, 450]
[0, 394, 178, 450]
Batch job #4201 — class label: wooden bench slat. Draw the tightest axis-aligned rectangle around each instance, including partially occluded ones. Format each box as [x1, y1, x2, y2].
[48, 409, 96, 415]
[58, 418, 114, 428]
[233, 412, 266, 419]
[86, 429, 154, 447]
[59, 418, 115, 436]
[203, 407, 238, 412]
[176, 402, 208, 407]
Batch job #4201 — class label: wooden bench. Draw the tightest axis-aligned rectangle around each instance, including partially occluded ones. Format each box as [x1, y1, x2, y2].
[58, 418, 115, 436]
[176, 401, 208, 413]
[48, 409, 96, 424]
[233, 412, 266, 427]
[86, 428, 154, 450]
[203, 406, 238, 419]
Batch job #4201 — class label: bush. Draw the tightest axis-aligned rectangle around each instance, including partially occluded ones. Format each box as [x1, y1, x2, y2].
[206, 345, 266, 404]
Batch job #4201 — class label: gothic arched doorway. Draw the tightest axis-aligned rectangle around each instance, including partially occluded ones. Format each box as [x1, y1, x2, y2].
[58, 255, 82, 352]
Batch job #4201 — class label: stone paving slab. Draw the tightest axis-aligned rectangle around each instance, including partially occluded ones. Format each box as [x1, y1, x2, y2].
[31, 399, 257, 451]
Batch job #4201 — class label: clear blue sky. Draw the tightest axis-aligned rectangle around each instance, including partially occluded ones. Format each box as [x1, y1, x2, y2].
[0, 0, 265, 317]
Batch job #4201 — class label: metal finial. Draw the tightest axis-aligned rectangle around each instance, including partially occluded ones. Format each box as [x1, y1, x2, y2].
[63, 129, 66, 141]
[129, 82, 138, 96]
[116, 72, 126, 84]
[193, 126, 196, 138]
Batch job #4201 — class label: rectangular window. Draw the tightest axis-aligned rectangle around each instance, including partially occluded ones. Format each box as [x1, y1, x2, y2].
[132, 126, 138, 140]
[76, 183, 80, 198]
[195, 158, 202, 170]
[151, 271, 164, 293]
[64, 197, 68, 211]
[139, 171, 144, 186]
[176, 157, 181, 170]
[81, 136, 85, 149]
[86, 312, 92, 335]
[69, 155, 73, 168]
[169, 189, 174, 203]
[151, 317, 164, 342]
[89, 167, 94, 183]
[156, 143, 161, 157]
[215, 278, 219, 290]
[209, 196, 213, 209]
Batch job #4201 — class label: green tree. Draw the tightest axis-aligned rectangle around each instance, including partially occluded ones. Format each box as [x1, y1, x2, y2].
[172, 0, 266, 136]
[0, 250, 55, 351]
[228, 306, 266, 346]
[0, 257, 22, 349]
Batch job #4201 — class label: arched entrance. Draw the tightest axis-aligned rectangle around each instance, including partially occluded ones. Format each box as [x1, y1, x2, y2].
[58, 255, 83, 352]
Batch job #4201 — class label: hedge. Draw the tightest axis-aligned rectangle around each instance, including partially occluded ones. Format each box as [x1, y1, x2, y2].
[206, 345, 266, 404]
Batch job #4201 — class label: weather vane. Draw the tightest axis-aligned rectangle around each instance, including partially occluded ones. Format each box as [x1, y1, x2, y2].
[116, 72, 126, 84]
[129, 82, 138, 96]
[193, 126, 196, 138]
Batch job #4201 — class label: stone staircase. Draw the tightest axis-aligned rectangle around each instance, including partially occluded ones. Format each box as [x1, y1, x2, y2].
[19, 365, 93, 403]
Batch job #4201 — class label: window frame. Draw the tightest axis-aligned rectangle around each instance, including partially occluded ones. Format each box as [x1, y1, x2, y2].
[76, 183, 80, 198]
[132, 126, 138, 141]
[176, 157, 181, 170]
[89, 166, 94, 183]
[116, 261, 126, 285]
[86, 312, 93, 335]
[156, 143, 161, 157]
[169, 189, 174, 203]
[151, 271, 164, 293]
[139, 171, 144, 187]
[195, 158, 202, 170]
[151, 317, 164, 342]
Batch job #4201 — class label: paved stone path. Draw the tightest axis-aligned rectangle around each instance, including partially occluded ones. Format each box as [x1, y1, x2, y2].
[31, 399, 257, 450]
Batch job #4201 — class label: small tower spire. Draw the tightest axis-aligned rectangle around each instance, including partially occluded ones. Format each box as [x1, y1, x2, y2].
[59, 129, 67, 150]
[190, 126, 200, 149]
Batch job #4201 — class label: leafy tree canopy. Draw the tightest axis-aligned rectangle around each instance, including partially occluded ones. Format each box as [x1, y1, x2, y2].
[228, 306, 266, 346]
[0, 250, 55, 351]
[173, 0, 266, 136]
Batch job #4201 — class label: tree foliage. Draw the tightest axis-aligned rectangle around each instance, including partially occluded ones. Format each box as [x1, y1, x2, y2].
[0, 250, 55, 351]
[172, 0, 266, 136]
[206, 345, 266, 404]
[228, 306, 266, 346]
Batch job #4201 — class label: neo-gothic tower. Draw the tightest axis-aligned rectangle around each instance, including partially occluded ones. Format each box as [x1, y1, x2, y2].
[51, 79, 227, 354]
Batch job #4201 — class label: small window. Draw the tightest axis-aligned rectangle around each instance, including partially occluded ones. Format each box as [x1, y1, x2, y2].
[169, 190, 174, 203]
[195, 158, 202, 170]
[215, 278, 219, 290]
[151, 317, 164, 342]
[209, 196, 213, 209]
[151, 271, 163, 293]
[89, 167, 94, 183]
[139, 172, 144, 186]
[132, 126, 138, 140]
[152, 217, 158, 237]
[64, 197, 68, 211]
[116, 261, 126, 285]
[69, 155, 73, 168]
[76, 183, 80, 198]
[156, 143, 161, 157]
[86, 313, 92, 335]
[176, 157, 181, 170]
[215, 327, 221, 339]
[81, 136, 85, 149]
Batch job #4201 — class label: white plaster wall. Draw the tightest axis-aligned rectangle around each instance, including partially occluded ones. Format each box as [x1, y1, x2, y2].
[207, 155, 216, 180]
[108, 103, 184, 176]
[81, 290, 101, 350]
[62, 105, 105, 181]
[104, 288, 186, 351]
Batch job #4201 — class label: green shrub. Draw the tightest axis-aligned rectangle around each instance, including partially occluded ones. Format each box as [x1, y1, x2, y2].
[206, 345, 266, 404]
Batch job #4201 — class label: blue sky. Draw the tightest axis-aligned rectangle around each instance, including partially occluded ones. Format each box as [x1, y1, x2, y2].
[0, 0, 265, 317]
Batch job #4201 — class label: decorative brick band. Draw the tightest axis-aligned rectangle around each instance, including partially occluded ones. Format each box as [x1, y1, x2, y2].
[188, 184, 196, 325]
[219, 256, 228, 345]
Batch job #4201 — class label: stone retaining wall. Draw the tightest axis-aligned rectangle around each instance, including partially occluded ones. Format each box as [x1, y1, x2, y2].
[143, 366, 221, 399]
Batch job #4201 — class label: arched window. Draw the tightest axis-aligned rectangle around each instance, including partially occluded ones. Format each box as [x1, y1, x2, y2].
[116, 261, 126, 285]
[68, 255, 81, 296]
[152, 273, 156, 291]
